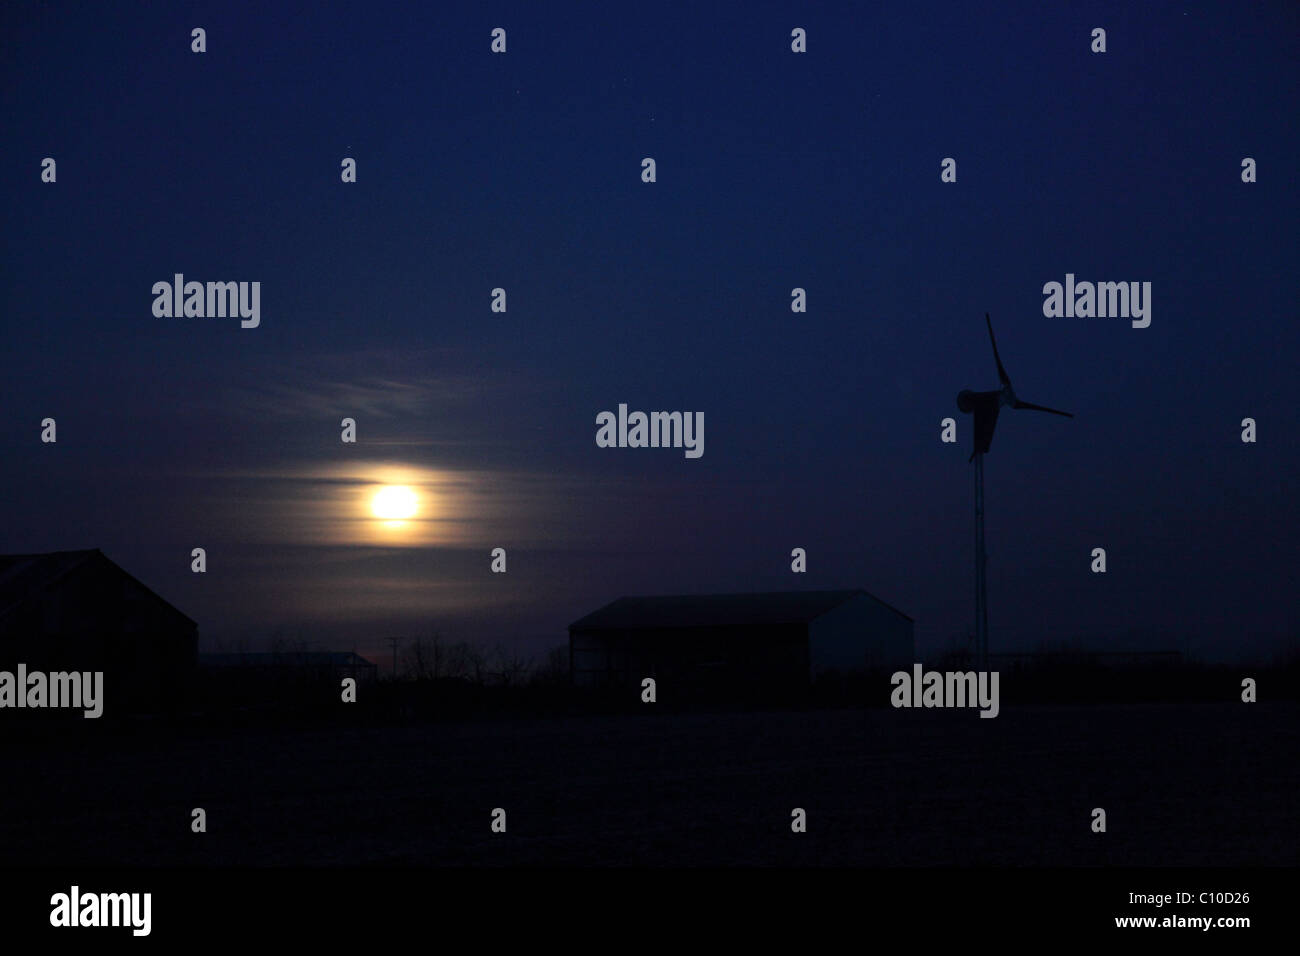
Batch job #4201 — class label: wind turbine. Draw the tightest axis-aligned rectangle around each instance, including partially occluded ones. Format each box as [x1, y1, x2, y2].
[956, 313, 1073, 669]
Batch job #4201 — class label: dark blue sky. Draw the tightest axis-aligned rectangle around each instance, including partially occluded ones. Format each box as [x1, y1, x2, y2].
[3, 1, 1297, 664]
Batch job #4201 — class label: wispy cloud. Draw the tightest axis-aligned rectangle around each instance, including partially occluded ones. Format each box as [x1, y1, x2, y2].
[217, 348, 512, 422]
[193, 459, 627, 551]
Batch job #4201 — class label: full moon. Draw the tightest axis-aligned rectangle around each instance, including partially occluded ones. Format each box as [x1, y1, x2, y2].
[371, 485, 418, 520]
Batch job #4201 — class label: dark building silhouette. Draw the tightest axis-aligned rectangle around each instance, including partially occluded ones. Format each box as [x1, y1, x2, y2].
[0, 549, 197, 713]
[569, 590, 913, 696]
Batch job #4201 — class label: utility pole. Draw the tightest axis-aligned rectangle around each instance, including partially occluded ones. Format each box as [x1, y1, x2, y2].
[387, 637, 401, 680]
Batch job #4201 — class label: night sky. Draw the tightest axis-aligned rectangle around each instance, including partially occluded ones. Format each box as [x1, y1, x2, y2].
[3, 1, 1296, 667]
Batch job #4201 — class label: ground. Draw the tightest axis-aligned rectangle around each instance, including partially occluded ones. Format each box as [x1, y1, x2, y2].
[1, 702, 1294, 867]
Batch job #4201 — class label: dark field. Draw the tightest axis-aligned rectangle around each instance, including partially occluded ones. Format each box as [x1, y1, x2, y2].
[2, 702, 1295, 867]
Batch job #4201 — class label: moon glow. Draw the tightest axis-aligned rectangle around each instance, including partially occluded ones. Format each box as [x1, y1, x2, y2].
[371, 485, 419, 520]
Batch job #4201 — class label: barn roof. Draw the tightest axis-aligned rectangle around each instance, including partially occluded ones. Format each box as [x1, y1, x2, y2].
[0, 550, 98, 616]
[569, 589, 913, 631]
[0, 548, 197, 628]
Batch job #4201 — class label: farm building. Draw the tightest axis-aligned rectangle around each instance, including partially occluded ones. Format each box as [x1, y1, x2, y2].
[569, 590, 913, 695]
[0, 549, 198, 712]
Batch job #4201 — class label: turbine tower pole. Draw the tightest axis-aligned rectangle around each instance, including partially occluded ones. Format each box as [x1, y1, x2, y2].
[974, 451, 988, 670]
[959, 313, 1070, 670]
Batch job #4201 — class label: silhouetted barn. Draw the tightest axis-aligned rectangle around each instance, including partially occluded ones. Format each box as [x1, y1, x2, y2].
[569, 590, 913, 697]
[0, 549, 197, 713]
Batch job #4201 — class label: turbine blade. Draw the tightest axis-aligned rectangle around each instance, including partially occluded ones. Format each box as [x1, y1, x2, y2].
[986, 313, 1012, 387]
[1013, 400, 1073, 417]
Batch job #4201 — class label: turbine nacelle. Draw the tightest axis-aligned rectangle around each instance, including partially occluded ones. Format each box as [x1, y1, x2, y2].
[956, 385, 1015, 414]
[960, 313, 1073, 458]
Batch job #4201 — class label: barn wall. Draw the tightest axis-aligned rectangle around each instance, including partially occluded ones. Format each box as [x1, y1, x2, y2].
[808, 594, 913, 675]
[570, 625, 809, 694]
[571, 631, 615, 686]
